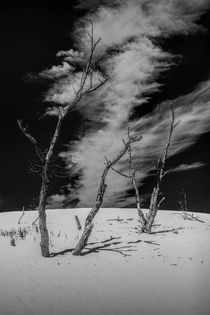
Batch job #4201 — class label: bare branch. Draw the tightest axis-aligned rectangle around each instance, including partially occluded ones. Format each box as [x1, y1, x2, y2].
[86, 78, 107, 94]
[122, 139, 126, 146]
[104, 156, 110, 166]
[18, 206, 25, 224]
[75, 215, 82, 230]
[161, 170, 170, 178]
[157, 197, 165, 210]
[17, 119, 37, 145]
[63, 20, 106, 117]
[32, 216, 39, 226]
[17, 120, 44, 162]
[111, 166, 132, 178]
[160, 103, 176, 175]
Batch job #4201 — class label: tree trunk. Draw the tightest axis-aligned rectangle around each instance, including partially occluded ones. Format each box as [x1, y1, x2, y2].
[145, 186, 160, 233]
[145, 104, 176, 233]
[130, 170, 147, 231]
[72, 223, 94, 256]
[38, 169, 50, 257]
[127, 140, 147, 230]
[72, 171, 108, 256]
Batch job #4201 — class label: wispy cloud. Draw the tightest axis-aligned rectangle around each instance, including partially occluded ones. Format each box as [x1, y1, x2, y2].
[171, 162, 206, 172]
[40, 62, 74, 79]
[45, 0, 210, 208]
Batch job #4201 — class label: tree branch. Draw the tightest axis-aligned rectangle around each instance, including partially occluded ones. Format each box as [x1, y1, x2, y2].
[110, 166, 132, 178]
[86, 78, 108, 94]
[17, 119, 44, 162]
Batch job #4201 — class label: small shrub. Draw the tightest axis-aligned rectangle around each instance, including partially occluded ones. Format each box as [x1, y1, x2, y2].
[0, 226, 30, 244]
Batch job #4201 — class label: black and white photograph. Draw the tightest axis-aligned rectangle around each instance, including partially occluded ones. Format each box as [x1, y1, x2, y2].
[0, 1, 210, 314]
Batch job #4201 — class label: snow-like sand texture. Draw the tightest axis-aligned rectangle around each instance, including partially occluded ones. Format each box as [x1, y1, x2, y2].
[0, 208, 209, 315]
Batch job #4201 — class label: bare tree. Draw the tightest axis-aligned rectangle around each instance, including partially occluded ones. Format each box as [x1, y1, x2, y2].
[72, 134, 142, 256]
[145, 104, 177, 233]
[108, 105, 177, 234]
[177, 186, 188, 219]
[177, 188, 204, 223]
[111, 128, 147, 230]
[18, 22, 107, 257]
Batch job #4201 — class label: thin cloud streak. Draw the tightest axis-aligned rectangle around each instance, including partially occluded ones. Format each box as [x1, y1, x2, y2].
[171, 162, 206, 172]
[45, 0, 210, 207]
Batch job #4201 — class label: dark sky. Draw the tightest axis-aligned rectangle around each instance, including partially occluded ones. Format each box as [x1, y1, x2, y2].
[0, 1, 210, 212]
[0, 1, 80, 211]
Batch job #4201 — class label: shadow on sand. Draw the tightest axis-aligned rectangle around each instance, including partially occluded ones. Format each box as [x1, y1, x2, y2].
[51, 236, 137, 257]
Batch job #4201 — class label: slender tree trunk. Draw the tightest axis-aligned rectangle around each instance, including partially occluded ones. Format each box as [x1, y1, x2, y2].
[127, 132, 147, 230]
[145, 186, 160, 233]
[73, 135, 141, 256]
[72, 167, 109, 255]
[132, 177, 147, 230]
[38, 169, 50, 257]
[145, 104, 176, 233]
[37, 115, 64, 257]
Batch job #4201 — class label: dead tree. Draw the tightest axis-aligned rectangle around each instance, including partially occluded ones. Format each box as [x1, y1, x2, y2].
[177, 188, 204, 223]
[111, 128, 147, 230]
[72, 134, 142, 256]
[18, 206, 25, 224]
[109, 106, 176, 234]
[177, 187, 188, 219]
[18, 22, 107, 257]
[145, 104, 177, 233]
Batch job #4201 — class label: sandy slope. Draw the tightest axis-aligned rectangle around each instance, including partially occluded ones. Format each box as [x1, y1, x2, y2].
[0, 208, 209, 315]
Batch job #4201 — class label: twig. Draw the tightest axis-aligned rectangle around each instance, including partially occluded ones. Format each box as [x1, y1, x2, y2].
[17, 120, 44, 163]
[110, 166, 131, 178]
[157, 197, 165, 210]
[18, 206, 25, 224]
[75, 215, 82, 230]
[32, 216, 39, 225]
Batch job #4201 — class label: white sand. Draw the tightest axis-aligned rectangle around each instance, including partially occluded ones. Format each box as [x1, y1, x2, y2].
[0, 208, 209, 315]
